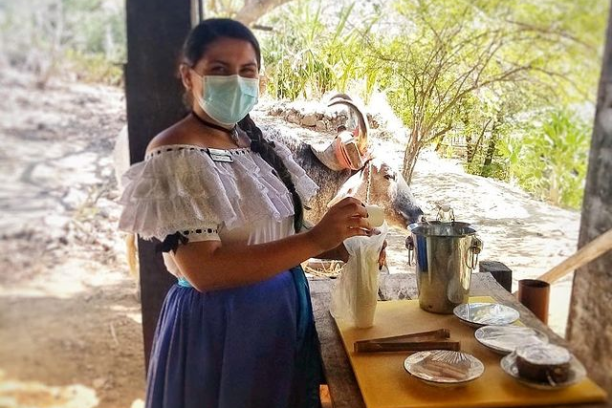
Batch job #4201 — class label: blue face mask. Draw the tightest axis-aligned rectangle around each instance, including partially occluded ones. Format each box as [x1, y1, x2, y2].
[194, 73, 259, 126]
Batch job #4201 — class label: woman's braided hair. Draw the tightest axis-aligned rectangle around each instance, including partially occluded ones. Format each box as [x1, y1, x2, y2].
[181, 18, 304, 232]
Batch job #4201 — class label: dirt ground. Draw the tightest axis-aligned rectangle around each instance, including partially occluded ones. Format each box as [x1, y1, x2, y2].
[0, 69, 580, 408]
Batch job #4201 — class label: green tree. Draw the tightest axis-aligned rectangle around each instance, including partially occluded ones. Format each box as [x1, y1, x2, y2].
[1, 0, 125, 86]
[499, 109, 591, 208]
[374, 0, 604, 182]
[258, 0, 380, 100]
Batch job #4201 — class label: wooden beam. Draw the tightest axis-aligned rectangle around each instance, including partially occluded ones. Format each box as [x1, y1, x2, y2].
[536, 227, 612, 284]
[125, 0, 193, 368]
[567, 0, 612, 395]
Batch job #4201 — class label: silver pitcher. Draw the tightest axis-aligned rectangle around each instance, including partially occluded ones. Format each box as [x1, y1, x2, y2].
[406, 221, 483, 314]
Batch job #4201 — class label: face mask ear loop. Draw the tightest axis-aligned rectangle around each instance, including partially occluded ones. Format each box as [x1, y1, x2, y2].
[189, 68, 208, 116]
[189, 67, 204, 94]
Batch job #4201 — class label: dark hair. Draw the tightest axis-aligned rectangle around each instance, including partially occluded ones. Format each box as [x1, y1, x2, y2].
[181, 19, 304, 232]
[181, 18, 261, 69]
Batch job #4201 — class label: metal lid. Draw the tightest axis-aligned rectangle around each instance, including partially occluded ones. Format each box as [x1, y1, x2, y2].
[409, 221, 477, 237]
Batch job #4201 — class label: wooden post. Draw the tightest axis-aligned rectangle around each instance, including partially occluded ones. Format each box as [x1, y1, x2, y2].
[479, 260, 513, 292]
[125, 0, 193, 368]
[566, 0, 612, 394]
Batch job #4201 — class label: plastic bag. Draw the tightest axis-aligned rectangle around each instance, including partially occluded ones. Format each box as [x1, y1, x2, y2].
[330, 223, 388, 328]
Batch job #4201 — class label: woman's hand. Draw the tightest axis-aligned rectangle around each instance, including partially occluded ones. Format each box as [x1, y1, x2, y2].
[378, 239, 388, 270]
[368, 227, 388, 270]
[307, 197, 371, 253]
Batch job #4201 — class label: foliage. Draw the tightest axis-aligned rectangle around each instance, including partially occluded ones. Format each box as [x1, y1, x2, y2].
[257, 0, 604, 207]
[0, 0, 126, 86]
[204, 0, 294, 26]
[0, 0, 606, 209]
[498, 109, 591, 209]
[372, 0, 605, 182]
[64, 49, 123, 85]
[258, 0, 381, 101]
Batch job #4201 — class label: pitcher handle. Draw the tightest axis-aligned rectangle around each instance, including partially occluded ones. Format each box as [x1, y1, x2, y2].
[406, 236, 415, 266]
[467, 236, 483, 269]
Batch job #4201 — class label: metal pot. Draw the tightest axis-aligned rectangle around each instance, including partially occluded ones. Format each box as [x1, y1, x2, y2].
[407, 221, 483, 314]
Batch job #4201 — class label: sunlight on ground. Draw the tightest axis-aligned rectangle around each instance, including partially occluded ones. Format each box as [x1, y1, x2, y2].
[0, 370, 98, 408]
[546, 276, 573, 337]
[33, 152, 103, 187]
[130, 399, 144, 408]
[0, 276, 86, 299]
[110, 304, 143, 324]
[0, 259, 128, 300]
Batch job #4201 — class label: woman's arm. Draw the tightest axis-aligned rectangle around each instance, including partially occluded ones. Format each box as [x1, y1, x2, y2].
[175, 197, 369, 291]
[301, 219, 350, 262]
[315, 244, 349, 262]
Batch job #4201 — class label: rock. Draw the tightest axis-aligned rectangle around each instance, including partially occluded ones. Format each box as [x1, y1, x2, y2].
[61, 339, 73, 350]
[63, 188, 88, 210]
[301, 113, 318, 127]
[93, 377, 107, 388]
[315, 120, 327, 131]
[367, 112, 383, 129]
[103, 379, 114, 390]
[44, 214, 71, 230]
[286, 112, 300, 125]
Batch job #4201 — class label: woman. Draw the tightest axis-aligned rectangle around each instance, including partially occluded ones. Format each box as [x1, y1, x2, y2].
[119, 18, 372, 408]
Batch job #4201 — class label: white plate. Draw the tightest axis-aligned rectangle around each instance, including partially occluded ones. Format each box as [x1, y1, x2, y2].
[453, 303, 520, 328]
[500, 351, 586, 390]
[404, 350, 484, 387]
[475, 325, 548, 355]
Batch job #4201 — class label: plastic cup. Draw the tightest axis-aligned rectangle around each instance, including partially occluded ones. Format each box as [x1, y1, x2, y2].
[366, 205, 385, 228]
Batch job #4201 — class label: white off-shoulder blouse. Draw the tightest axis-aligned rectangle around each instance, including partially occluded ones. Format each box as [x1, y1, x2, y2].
[118, 139, 319, 278]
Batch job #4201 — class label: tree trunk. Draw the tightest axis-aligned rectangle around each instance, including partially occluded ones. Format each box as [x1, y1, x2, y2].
[35, 1, 64, 89]
[434, 133, 447, 152]
[468, 117, 494, 164]
[402, 128, 421, 184]
[234, 0, 293, 26]
[482, 134, 497, 168]
[465, 132, 474, 162]
[566, 0, 612, 395]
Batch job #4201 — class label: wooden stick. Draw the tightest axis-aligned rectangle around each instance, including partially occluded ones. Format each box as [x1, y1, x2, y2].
[356, 329, 450, 345]
[354, 341, 460, 353]
[536, 227, 612, 284]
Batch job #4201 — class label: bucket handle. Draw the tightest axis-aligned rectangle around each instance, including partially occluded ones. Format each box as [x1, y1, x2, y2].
[467, 236, 483, 269]
[406, 236, 415, 266]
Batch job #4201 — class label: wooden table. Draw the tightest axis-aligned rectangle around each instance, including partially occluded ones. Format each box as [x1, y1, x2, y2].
[309, 272, 610, 408]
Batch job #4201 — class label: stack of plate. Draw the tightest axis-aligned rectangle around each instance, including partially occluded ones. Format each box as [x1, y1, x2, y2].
[474, 325, 548, 355]
[452, 302, 587, 390]
[453, 303, 520, 328]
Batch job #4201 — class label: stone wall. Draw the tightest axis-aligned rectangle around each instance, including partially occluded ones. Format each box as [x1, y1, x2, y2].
[255, 96, 406, 143]
[566, 2, 612, 394]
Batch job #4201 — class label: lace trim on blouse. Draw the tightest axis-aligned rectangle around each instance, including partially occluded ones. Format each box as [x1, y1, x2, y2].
[118, 142, 319, 241]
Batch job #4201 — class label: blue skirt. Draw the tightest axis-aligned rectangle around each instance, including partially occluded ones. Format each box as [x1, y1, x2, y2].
[145, 266, 323, 408]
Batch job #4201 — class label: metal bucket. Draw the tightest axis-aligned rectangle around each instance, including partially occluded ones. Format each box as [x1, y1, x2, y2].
[407, 222, 483, 314]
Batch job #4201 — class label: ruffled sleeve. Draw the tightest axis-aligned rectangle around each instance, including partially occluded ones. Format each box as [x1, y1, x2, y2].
[117, 145, 319, 242]
[118, 148, 228, 241]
